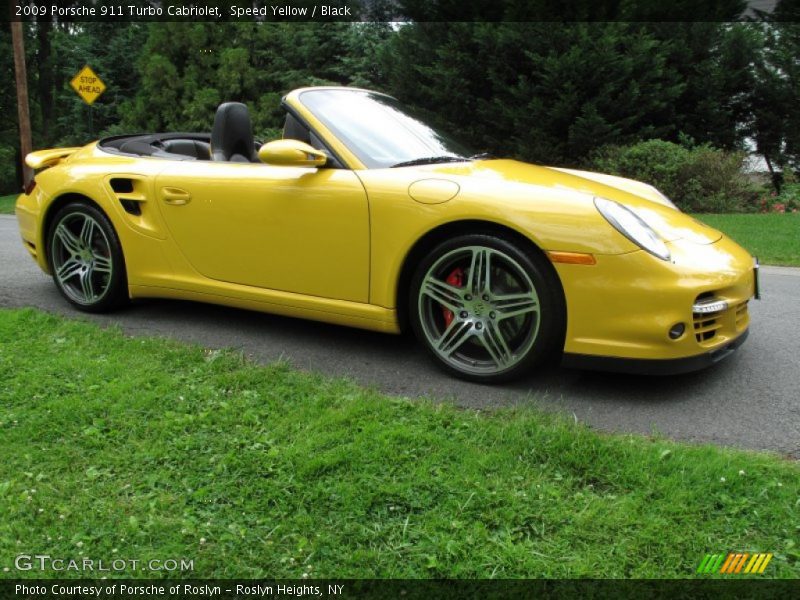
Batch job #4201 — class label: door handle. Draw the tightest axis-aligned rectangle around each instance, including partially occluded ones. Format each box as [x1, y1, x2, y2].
[161, 187, 192, 205]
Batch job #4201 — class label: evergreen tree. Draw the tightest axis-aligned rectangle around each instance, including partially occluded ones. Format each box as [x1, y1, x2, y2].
[380, 23, 688, 165]
[748, 20, 800, 189]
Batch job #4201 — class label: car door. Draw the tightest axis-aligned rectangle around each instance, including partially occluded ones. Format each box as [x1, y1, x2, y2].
[154, 160, 369, 303]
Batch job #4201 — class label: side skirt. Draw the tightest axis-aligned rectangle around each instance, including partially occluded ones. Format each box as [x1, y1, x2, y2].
[129, 284, 401, 334]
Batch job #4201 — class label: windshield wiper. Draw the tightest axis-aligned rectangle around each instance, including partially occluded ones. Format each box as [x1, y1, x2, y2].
[390, 156, 467, 168]
[469, 152, 495, 160]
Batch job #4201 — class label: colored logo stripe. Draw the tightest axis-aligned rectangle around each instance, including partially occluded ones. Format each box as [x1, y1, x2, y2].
[744, 554, 760, 573]
[697, 554, 726, 573]
[698, 553, 773, 574]
[721, 553, 749, 574]
[719, 553, 736, 573]
[753, 553, 773, 574]
[734, 553, 749, 573]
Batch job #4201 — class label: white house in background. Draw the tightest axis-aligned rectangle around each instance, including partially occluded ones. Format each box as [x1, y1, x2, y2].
[745, 0, 778, 17]
[742, 137, 782, 186]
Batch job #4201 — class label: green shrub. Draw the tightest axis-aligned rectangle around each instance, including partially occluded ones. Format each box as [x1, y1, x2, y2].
[0, 144, 19, 196]
[589, 139, 759, 213]
[759, 182, 800, 213]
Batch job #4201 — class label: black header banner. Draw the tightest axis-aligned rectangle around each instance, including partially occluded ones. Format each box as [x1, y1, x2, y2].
[3, 0, 794, 23]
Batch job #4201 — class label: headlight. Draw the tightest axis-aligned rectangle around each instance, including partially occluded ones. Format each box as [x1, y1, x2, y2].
[594, 197, 671, 261]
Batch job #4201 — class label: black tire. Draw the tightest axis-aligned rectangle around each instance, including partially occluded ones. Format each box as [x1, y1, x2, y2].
[409, 233, 565, 383]
[46, 201, 128, 313]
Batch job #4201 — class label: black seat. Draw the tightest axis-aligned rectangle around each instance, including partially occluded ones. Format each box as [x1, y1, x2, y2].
[161, 139, 211, 160]
[211, 102, 256, 162]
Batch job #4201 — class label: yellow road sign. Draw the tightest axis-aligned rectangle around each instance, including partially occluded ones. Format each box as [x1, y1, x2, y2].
[70, 65, 106, 105]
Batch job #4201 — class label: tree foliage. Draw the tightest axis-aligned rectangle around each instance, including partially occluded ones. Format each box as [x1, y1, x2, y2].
[1, 15, 797, 196]
[119, 22, 387, 137]
[377, 22, 766, 167]
[747, 16, 800, 188]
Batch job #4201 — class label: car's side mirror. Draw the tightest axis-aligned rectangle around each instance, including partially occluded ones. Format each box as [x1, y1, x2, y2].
[257, 139, 327, 167]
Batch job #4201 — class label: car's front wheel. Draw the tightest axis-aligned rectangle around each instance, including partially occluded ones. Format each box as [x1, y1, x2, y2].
[409, 234, 565, 383]
[47, 202, 128, 312]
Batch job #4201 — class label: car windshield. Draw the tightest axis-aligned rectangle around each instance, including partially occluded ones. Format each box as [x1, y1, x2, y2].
[298, 89, 474, 169]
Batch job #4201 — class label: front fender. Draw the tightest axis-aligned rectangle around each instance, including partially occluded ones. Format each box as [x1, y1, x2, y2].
[358, 168, 637, 309]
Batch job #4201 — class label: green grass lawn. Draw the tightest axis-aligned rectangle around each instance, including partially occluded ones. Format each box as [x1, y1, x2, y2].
[0, 194, 17, 215]
[0, 308, 797, 579]
[693, 213, 800, 267]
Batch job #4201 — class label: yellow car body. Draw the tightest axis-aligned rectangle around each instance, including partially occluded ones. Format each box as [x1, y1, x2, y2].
[15, 86, 756, 379]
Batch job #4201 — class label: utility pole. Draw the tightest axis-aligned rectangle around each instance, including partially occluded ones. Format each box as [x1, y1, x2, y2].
[11, 17, 34, 189]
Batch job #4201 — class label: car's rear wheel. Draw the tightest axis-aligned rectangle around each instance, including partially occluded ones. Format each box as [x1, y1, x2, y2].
[409, 234, 565, 383]
[47, 202, 128, 312]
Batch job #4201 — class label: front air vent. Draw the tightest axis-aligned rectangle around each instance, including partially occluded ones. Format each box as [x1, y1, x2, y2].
[693, 314, 721, 343]
[735, 301, 749, 330]
[693, 292, 723, 344]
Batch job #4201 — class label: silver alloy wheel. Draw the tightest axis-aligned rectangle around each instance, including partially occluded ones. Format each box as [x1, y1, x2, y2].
[51, 212, 114, 305]
[417, 245, 541, 376]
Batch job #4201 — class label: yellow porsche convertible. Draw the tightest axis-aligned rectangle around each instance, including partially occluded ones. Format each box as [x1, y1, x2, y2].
[15, 87, 758, 382]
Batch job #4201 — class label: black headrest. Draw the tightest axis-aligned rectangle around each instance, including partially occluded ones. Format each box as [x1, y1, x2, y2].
[211, 102, 256, 162]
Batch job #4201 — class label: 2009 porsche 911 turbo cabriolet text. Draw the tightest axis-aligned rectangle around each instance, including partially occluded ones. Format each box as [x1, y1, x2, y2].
[15, 87, 758, 382]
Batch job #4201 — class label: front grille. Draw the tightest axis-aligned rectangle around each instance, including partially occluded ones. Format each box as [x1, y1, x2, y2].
[735, 301, 749, 330]
[693, 312, 722, 343]
[693, 293, 723, 343]
[692, 293, 749, 345]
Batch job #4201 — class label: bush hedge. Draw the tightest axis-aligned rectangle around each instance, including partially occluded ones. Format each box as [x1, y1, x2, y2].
[589, 139, 759, 213]
[760, 181, 800, 213]
[0, 144, 18, 196]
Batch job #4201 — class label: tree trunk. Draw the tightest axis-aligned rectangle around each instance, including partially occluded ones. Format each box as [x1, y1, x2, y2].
[11, 18, 34, 189]
[763, 152, 782, 194]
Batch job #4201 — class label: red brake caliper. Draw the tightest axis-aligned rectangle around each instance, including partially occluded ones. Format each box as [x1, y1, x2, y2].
[442, 267, 464, 327]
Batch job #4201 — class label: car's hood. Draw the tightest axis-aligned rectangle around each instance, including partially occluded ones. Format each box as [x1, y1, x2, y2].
[422, 159, 722, 245]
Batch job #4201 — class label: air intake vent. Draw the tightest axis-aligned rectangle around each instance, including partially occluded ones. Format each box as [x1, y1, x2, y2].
[735, 301, 749, 330]
[109, 177, 146, 216]
[693, 293, 724, 344]
[693, 314, 721, 343]
[119, 199, 142, 216]
[110, 178, 134, 193]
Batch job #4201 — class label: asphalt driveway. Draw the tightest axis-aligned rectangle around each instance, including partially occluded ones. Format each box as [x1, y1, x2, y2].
[1, 215, 798, 456]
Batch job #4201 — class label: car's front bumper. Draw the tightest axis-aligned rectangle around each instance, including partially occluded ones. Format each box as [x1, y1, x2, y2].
[562, 328, 748, 375]
[554, 233, 756, 369]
